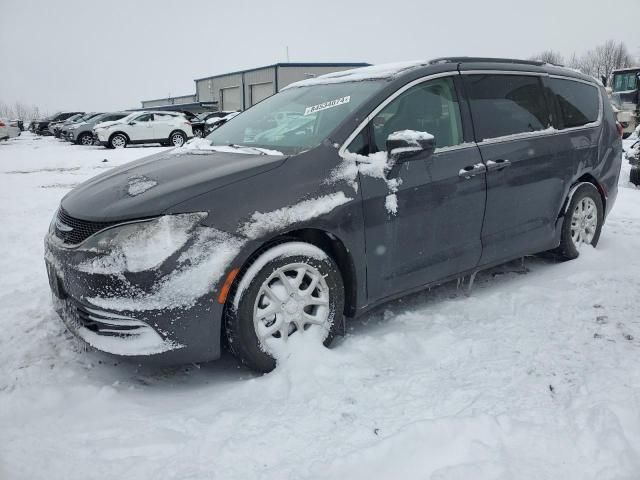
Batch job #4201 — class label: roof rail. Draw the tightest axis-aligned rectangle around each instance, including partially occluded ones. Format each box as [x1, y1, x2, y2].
[429, 57, 549, 67]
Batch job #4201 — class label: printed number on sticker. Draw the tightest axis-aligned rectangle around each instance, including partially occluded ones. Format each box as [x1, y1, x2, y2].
[304, 96, 351, 116]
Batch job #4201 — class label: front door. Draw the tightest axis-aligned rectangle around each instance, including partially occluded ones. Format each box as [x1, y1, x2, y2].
[128, 113, 154, 141]
[352, 76, 487, 302]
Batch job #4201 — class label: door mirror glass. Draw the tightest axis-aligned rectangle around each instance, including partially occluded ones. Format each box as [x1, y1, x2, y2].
[386, 130, 435, 162]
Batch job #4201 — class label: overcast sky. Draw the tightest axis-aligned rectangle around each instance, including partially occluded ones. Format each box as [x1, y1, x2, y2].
[1, 0, 639, 114]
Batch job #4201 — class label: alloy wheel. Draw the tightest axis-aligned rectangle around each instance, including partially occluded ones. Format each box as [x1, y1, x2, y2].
[253, 263, 331, 353]
[570, 197, 598, 246]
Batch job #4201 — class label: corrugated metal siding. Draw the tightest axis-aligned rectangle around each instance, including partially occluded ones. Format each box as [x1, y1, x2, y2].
[141, 95, 196, 108]
[277, 65, 362, 88]
[244, 67, 276, 107]
[196, 73, 243, 105]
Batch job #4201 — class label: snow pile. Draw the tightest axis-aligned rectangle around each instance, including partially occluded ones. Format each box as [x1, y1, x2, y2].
[284, 60, 429, 89]
[127, 174, 157, 196]
[239, 192, 352, 239]
[87, 226, 245, 311]
[175, 138, 284, 156]
[4, 134, 640, 480]
[77, 213, 206, 274]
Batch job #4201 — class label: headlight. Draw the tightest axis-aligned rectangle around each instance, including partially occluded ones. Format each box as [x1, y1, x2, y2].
[78, 213, 207, 273]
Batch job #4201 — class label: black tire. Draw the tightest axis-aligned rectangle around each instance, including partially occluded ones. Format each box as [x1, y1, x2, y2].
[224, 242, 344, 373]
[630, 167, 640, 186]
[555, 183, 603, 260]
[169, 130, 186, 147]
[193, 127, 204, 138]
[108, 133, 128, 149]
[77, 132, 93, 146]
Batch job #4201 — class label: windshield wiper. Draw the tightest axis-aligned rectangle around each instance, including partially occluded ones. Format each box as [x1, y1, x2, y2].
[228, 144, 267, 155]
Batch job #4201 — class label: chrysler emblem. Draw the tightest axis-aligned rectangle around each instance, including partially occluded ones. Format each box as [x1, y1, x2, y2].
[55, 218, 73, 232]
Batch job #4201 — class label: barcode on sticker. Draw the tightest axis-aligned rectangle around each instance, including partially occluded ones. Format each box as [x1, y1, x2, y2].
[304, 96, 351, 116]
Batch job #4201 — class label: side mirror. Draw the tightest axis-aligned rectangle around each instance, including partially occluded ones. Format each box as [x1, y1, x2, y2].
[386, 130, 435, 163]
[128, 121, 136, 126]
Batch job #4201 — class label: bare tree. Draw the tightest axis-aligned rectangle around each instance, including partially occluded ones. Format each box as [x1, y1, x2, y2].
[529, 50, 565, 65]
[574, 40, 634, 85]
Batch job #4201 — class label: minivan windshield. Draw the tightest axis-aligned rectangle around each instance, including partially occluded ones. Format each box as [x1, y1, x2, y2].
[206, 81, 384, 155]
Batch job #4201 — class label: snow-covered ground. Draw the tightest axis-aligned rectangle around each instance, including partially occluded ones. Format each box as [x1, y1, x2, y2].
[1, 133, 640, 479]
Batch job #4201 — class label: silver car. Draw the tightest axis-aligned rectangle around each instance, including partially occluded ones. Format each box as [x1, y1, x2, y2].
[65, 112, 128, 145]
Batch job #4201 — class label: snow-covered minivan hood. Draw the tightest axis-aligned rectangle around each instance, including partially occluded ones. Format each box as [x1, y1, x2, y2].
[60, 150, 288, 223]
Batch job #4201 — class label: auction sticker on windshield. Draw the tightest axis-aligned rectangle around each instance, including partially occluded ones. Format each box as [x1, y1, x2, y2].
[304, 96, 351, 116]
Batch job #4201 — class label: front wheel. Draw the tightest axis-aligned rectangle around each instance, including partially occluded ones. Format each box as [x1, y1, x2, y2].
[225, 242, 344, 373]
[109, 133, 127, 149]
[555, 184, 603, 260]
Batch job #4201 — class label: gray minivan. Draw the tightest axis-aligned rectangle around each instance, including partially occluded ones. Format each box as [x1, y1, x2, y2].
[44, 57, 622, 372]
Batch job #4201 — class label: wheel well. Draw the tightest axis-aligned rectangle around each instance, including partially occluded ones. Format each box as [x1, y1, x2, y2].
[231, 229, 358, 318]
[109, 131, 129, 142]
[169, 129, 186, 138]
[576, 174, 606, 212]
[560, 174, 606, 217]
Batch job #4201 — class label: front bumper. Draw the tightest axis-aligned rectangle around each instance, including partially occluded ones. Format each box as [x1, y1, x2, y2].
[44, 232, 225, 364]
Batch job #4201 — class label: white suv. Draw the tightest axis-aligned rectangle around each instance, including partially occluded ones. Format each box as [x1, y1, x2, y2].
[94, 111, 193, 149]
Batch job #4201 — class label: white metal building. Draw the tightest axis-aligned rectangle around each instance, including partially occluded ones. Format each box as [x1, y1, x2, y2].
[140, 94, 197, 109]
[194, 62, 369, 111]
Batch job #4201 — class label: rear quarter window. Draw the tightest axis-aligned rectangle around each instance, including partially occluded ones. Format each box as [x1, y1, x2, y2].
[549, 78, 600, 129]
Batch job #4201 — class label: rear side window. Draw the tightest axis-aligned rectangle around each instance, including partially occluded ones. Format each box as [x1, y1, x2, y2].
[548, 78, 600, 129]
[465, 74, 550, 140]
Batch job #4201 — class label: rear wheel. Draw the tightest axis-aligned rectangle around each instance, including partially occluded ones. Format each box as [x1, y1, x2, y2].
[109, 133, 127, 149]
[193, 127, 204, 138]
[225, 242, 344, 373]
[169, 131, 186, 147]
[555, 184, 603, 260]
[77, 132, 93, 146]
[630, 167, 640, 186]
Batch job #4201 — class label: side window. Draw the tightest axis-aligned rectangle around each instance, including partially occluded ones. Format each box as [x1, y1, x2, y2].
[549, 78, 599, 129]
[135, 114, 153, 122]
[346, 129, 369, 156]
[154, 113, 173, 121]
[465, 74, 550, 140]
[370, 77, 463, 151]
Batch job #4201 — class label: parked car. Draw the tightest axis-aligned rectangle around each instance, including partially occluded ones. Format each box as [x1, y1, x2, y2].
[64, 112, 129, 145]
[204, 111, 240, 135]
[0, 118, 21, 140]
[92, 111, 193, 148]
[35, 111, 83, 135]
[10, 119, 24, 131]
[50, 113, 88, 137]
[56, 113, 99, 139]
[45, 58, 621, 372]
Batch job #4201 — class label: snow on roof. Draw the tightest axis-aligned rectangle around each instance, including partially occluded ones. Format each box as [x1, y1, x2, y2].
[283, 60, 429, 89]
[613, 67, 640, 73]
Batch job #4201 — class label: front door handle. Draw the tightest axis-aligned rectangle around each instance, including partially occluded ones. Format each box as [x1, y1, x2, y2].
[486, 159, 511, 172]
[458, 163, 486, 179]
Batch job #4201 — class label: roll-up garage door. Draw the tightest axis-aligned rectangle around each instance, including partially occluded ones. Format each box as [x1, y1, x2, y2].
[220, 87, 241, 111]
[250, 82, 274, 106]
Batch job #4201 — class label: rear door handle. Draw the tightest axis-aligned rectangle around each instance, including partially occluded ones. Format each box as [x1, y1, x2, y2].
[458, 163, 486, 179]
[486, 159, 511, 172]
